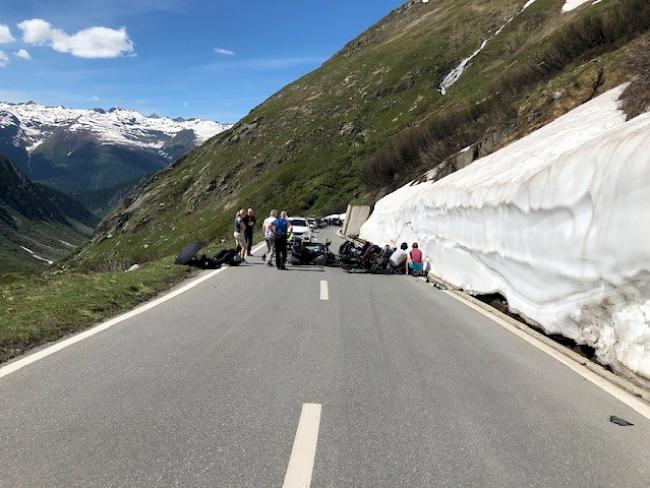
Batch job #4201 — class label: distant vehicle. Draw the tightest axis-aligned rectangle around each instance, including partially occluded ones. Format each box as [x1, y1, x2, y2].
[316, 218, 327, 228]
[288, 217, 312, 242]
[307, 218, 318, 230]
[327, 217, 342, 226]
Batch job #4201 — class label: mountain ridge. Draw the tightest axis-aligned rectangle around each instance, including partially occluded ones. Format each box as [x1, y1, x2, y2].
[0, 101, 232, 215]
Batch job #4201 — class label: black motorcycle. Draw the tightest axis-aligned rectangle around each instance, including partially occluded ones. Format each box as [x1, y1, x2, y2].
[289, 239, 336, 266]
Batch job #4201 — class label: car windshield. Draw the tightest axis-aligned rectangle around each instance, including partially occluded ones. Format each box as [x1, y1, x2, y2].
[290, 219, 307, 227]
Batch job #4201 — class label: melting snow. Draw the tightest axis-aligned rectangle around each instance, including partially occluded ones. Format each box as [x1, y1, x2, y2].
[20, 246, 54, 265]
[562, 0, 603, 11]
[59, 240, 77, 249]
[361, 85, 650, 379]
[440, 1, 540, 95]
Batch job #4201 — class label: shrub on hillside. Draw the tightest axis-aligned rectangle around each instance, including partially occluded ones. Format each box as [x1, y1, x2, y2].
[620, 34, 650, 119]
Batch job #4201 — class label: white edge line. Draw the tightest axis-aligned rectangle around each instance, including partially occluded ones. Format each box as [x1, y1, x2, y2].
[442, 290, 650, 420]
[320, 280, 329, 301]
[0, 242, 266, 381]
[283, 403, 322, 488]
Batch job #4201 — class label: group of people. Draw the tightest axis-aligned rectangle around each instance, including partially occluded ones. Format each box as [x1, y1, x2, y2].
[234, 207, 425, 275]
[234, 208, 292, 270]
[233, 208, 257, 259]
[360, 241, 425, 275]
[388, 242, 424, 275]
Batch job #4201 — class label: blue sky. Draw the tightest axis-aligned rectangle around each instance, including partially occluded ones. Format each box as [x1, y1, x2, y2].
[0, 1, 404, 122]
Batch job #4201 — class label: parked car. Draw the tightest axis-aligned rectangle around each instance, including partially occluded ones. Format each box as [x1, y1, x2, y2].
[307, 218, 318, 230]
[288, 217, 313, 242]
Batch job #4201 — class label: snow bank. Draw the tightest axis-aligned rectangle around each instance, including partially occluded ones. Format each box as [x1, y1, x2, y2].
[361, 86, 650, 379]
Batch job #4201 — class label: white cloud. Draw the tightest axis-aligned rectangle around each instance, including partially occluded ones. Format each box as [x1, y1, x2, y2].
[214, 47, 234, 56]
[0, 25, 15, 44]
[17, 18, 134, 59]
[0, 50, 9, 68]
[14, 48, 31, 60]
[92, 95, 100, 101]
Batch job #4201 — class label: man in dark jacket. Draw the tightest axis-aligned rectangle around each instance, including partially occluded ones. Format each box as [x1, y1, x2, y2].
[242, 208, 257, 257]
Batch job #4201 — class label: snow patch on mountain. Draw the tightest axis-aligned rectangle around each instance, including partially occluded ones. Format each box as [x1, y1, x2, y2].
[563, 0, 605, 12]
[20, 245, 54, 265]
[361, 85, 650, 379]
[440, 0, 540, 95]
[0, 101, 231, 153]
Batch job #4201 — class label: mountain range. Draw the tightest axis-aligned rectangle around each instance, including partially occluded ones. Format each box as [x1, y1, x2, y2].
[0, 102, 231, 215]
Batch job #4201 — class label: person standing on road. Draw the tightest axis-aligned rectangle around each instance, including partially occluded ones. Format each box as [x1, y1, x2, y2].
[262, 209, 277, 266]
[234, 209, 247, 260]
[271, 210, 290, 270]
[242, 208, 257, 257]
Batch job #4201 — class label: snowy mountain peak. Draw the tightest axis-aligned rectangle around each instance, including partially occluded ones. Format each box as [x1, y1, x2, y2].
[0, 100, 232, 152]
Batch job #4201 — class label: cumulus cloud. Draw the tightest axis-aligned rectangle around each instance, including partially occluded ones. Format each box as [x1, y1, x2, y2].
[0, 24, 15, 44]
[14, 49, 31, 60]
[17, 19, 134, 59]
[214, 47, 234, 56]
[0, 50, 8, 68]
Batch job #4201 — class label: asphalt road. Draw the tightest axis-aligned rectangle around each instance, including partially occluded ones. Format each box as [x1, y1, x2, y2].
[1, 228, 649, 487]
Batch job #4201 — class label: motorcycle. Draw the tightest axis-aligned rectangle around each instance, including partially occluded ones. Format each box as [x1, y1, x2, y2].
[289, 238, 336, 266]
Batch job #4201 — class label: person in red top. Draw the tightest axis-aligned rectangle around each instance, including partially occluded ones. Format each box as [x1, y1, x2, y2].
[408, 242, 424, 275]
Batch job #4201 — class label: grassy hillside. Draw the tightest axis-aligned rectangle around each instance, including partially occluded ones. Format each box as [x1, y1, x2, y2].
[71, 0, 649, 271]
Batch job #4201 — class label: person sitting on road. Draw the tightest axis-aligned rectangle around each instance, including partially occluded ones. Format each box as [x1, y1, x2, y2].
[408, 242, 424, 275]
[389, 242, 409, 274]
[379, 244, 393, 266]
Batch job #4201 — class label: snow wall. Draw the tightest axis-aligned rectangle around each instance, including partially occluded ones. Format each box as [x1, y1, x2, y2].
[361, 85, 650, 379]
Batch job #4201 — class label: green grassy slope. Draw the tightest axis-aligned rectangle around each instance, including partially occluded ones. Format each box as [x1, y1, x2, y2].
[77, 0, 649, 270]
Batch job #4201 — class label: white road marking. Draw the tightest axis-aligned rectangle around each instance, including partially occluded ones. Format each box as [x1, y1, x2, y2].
[283, 403, 322, 488]
[0, 241, 267, 381]
[320, 280, 329, 301]
[443, 290, 650, 420]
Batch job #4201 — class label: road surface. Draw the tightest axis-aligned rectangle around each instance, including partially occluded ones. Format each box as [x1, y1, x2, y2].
[1, 228, 648, 487]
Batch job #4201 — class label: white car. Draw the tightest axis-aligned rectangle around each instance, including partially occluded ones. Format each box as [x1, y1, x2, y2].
[288, 217, 312, 242]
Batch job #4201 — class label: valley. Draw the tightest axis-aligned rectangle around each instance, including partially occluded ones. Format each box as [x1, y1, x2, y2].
[0, 101, 231, 217]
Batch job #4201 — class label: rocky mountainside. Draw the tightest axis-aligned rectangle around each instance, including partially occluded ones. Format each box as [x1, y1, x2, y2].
[77, 0, 650, 269]
[0, 155, 98, 274]
[0, 102, 231, 215]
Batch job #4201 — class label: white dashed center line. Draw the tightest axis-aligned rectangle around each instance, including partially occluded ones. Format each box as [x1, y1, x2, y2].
[320, 280, 329, 301]
[282, 403, 322, 488]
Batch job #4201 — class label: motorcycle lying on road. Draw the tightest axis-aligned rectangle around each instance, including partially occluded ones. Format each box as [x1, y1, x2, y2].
[289, 238, 337, 266]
